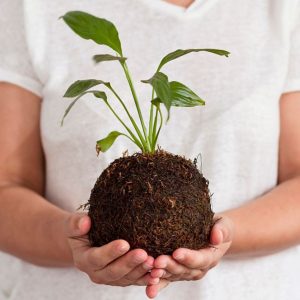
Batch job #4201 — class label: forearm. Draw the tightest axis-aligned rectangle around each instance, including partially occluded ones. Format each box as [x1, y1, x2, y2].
[223, 176, 300, 256]
[0, 184, 73, 267]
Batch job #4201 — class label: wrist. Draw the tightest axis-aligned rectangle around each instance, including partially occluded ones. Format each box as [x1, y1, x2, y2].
[48, 210, 74, 266]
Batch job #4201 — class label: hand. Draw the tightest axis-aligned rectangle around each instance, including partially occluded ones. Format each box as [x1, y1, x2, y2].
[65, 213, 159, 287]
[146, 215, 234, 298]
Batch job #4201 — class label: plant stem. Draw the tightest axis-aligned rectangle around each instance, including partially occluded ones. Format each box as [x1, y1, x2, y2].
[119, 132, 136, 144]
[152, 105, 163, 151]
[121, 61, 150, 151]
[148, 89, 155, 145]
[104, 100, 145, 150]
[151, 106, 159, 151]
[109, 85, 148, 150]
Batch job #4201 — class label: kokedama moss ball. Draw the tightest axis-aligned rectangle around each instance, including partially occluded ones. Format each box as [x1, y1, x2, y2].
[87, 150, 214, 258]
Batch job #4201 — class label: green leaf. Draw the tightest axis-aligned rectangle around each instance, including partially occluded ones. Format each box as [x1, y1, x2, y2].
[61, 90, 107, 126]
[157, 48, 230, 72]
[61, 11, 123, 55]
[142, 72, 172, 119]
[61, 93, 86, 126]
[169, 81, 205, 107]
[151, 98, 161, 107]
[96, 131, 123, 154]
[93, 91, 107, 101]
[152, 82, 204, 107]
[63, 79, 110, 98]
[93, 54, 127, 64]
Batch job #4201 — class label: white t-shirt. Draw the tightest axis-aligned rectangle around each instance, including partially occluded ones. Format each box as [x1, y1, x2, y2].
[1, 0, 300, 299]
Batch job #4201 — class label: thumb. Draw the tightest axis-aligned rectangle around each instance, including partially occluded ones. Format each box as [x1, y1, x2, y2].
[65, 213, 91, 261]
[210, 215, 234, 245]
[65, 213, 91, 238]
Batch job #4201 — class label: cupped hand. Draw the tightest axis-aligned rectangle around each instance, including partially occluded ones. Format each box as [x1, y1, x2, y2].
[64, 213, 159, 287]
[146, 215, 234, 298]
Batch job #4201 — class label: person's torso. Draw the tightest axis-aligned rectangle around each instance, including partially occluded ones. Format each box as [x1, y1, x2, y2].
[2, 1, 300, 299]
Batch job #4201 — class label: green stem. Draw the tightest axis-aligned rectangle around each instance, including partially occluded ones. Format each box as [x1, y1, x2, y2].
[148, 89, 155, 145]
[109, 85, 147, 150]
[151, 106, 159, 150]
[152, 105, 163, 151]
[121, 61, 150, 151]
[104, 100, 145, 150]
[119, 132, 136, 144]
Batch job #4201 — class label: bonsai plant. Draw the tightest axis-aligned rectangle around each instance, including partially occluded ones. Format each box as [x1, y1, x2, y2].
[61, 11, 229, 258]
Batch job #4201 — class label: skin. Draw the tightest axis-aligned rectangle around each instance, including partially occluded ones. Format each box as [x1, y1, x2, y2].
[0, 82, 159, 288]
[165, 0, 195, 8]
[1, 81, 300, 299]
[146, 92, 300, 298]
[0, 2, 299, 293]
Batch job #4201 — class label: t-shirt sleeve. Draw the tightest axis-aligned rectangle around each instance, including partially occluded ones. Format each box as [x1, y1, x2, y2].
[0, 0, 42, 97]
[283, 1, 300, 93]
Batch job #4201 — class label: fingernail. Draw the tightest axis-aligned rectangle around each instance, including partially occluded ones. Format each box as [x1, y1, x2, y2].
[215, 226, 224, 243]
[174, 253, 185, 261]
[134, 255, 146, 264]
[78, 217, 86, 230]
[219, 229, 224, 242]
[142, 263, 153, 270]
[118, 244, 129, 253]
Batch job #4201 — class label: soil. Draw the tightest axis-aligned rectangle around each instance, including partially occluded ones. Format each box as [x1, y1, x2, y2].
[87, 149, 214, 258]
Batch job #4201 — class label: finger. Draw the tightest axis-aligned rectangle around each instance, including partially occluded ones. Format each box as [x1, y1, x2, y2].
[96, 249, 148, 282]
[135, 273, 160, 286]
[108, 272, 160, 287]
[146, 279, 170, 299]
[210, 226, 223, 245]
[142, 256, 155, 271]
[65, 213, 91, 237]
[211, 215, 234, 245]
[150, 268, 165, 278]
[66, 214, 92, 257]
[172, 247, 218, 269]
[154, 255, 189, 275]
[86, 240, 130, 270]
[151, 268, 173, 279]
[124, 256, 154, 281]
